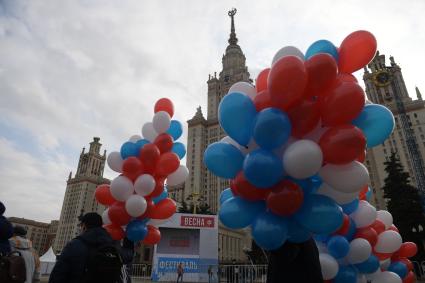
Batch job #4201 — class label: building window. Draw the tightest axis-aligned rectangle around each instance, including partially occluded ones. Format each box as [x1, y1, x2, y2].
[414, 113, 418, 118]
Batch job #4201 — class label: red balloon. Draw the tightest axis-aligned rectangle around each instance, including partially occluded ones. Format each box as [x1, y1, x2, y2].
[399, 242, 418, 258]
[334, 214, 350, 236]
[402, 271, 416, 283]
[122, 156, 144, 181]
[95, 184, 116, 206]
[267, 180, 304, 216]
[355, 227, 378, 246]
[357, 150, 366, 163]
[288, 99, 320, 138]
[156, 152, 180, 176]
[304, 53, 338, 94]
[338, 30, 377, 74]
[140, 144, 161, 174]
[374, 251, 392, 260]
[336, 73, 358, 84]
[388, 224, 399, 233]
[154, 98, 174, 117]
[319, 125, 366, 164]
[103, 224, 125, 240]
[154, 133, 173, 153]
[268, 56, 308, 111]
[371, 219, 386, 235]
[319, 82, 365, 126]
[149, 198, 176, 219]
[253, 90, 272, 112]
[147, 177, 165, 198]
[400, 258, 414, 271]
[232, 171, 271, 201]
[256, 68, 270, 93]
[108, 202, 131, 226]
[143, 225, 161, 245]
[138, 199, 155, 219]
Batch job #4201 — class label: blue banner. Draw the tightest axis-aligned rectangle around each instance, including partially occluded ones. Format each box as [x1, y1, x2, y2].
[157, 257, 200, 273]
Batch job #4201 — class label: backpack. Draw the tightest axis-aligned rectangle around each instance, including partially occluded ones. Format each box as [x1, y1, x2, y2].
[80, 240, 123, 283]
[0, 251, 27, 283]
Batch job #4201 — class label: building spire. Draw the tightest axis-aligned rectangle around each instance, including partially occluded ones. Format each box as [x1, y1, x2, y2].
[416, 86, 423, 100]
[228, 8, 238, 45]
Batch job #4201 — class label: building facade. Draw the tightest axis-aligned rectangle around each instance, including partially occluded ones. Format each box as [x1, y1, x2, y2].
[8, 217, 58, 255]
[184, 9, 251, 263]
[363, 52, 425, 209]
[53, 137, 109, 253]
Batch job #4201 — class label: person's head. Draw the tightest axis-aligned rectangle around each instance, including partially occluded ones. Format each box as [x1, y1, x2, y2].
[13, 225, 27, 237]
[0, 201, 5, 216]
[78, 212, 103, 234]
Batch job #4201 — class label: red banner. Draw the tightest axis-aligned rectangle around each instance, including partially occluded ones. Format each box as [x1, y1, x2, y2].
[180, 216, 215, 228]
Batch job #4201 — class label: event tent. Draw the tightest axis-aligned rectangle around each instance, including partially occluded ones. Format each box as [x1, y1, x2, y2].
[39, 247, 56, 275]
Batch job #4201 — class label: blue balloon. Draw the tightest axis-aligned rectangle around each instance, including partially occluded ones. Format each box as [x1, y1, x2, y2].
[126, 220, 148, 242]
[345, 218, 357, 241]
[334, 266, 357, 283]
[204, 142, 244, 179]
[220, 188, 234, 205]
[341, 198, 359, 215]
[289, 175, 322, 196]
[120, 141, 139, 159]
[153, 187, 168, 204]
[287, 218, 311, 243]
[135, 139, 149, 151]
[252, 211, 288, 250]
[352, 104, 395, 148]
[327, 235, 350, 259]
[219, 197, 265, 229]
[172, 142, 186, 159]
[253, 108, 291, 149]
[355, 255, 380, 274]
[305, 39, 339, 61]
[388, 261, 408, 279]
[295, 195, 343, 234]
[167, 120, 183, 140]
[243, 149, 283, 188]
[218, 92, 256, 146]
[314, 234, 329, 243]
[366, 187, 372, 202]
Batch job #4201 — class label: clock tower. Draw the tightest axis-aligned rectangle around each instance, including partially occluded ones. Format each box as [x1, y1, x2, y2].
[363, 52, 425, 209]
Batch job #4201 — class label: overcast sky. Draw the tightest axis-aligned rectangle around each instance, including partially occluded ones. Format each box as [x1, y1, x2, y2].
[1, 0, 424, 222]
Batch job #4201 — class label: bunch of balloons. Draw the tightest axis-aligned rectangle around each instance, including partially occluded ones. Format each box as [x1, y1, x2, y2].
[204, 30, 417, 282]
[95, 98, 189, 245]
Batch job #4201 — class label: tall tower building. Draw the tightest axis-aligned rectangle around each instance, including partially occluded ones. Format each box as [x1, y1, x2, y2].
[363, 52, 425, 209]
[185, 9, 252, 263]
[53, 137, 109, 252]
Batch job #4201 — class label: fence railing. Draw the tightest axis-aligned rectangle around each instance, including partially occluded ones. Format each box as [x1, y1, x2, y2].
[130, 264, 268, 283]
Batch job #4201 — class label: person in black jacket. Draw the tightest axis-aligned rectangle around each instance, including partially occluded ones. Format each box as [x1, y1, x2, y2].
[0, 201, 13, 256]
[49, 212, 134, 283]
[266, 238, 323, 283]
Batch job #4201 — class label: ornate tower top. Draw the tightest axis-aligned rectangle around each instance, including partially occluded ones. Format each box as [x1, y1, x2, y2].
[228, 8, 238, 45]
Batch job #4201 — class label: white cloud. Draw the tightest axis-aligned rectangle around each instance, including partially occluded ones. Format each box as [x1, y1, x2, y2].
[1, 0, 424, 221]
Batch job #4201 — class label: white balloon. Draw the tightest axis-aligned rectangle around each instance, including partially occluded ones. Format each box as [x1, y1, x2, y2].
[129, 134, 142, 143]
[110, 175, 134, 201]
[365, 270, 382, 282]
[272, 46, 305, 65]
[350, 200, 377, 228]
[319, 253, 339, 280]
[376, 210, 393, 229]
[107, 151, 123, 173]
[375, 230, 402, 253]
[346, 238, 372, 264]
[153, 111, 171, 134]
[221, 136, 245, 153]
[102, 209, 111, 225]
[283, 140, 323, 179]
[167, 165, 189, 186]
[134, 174, 156, 196]
[142, 122, 158, 142]
[371, 271, 402, 283]
[317, 183, 358, 204]
[319, 161, 369, 193]
[228, 82, 257, 100]
[357, 274, 367, 283]
[125, 195, 147, 217]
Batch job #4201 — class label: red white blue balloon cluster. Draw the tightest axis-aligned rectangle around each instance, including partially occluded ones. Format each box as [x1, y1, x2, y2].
[204, 31, 417, 283]
[95, 98, 189, 245]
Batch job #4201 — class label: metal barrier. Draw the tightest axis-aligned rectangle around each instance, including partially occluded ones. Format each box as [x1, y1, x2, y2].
[130, 264, 268, 283]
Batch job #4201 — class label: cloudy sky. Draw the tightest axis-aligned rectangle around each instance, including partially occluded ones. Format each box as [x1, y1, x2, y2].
[1, 0, 424, 222]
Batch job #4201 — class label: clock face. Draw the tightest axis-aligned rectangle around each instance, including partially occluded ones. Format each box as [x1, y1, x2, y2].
[374, 71, 391, 87]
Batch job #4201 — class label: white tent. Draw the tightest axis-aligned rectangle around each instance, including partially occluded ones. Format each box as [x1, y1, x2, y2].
[39, 247, 56, 275]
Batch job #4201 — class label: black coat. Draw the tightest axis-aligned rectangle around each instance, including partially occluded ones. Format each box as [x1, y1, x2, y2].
[267, 238, 323, 283]
[0, 216, 13, 255]
[49, 227, 133, 283]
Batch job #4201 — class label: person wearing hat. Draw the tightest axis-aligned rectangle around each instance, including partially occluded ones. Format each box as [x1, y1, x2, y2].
[49, 212, 134, 283]
[9, 224, 39, 283]
[0, 201, 13, 255]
